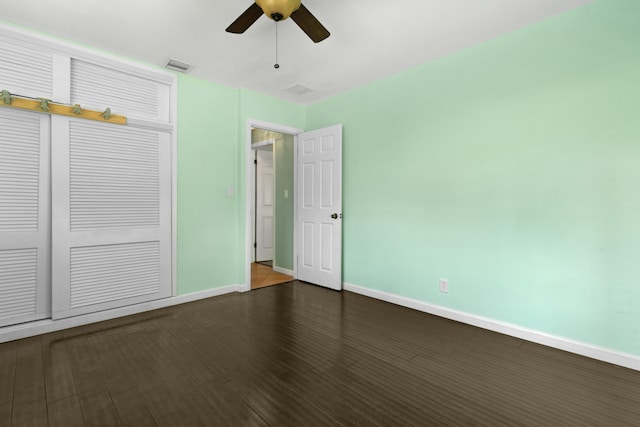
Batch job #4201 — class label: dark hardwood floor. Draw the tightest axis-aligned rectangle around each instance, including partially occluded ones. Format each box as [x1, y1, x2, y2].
[1, 281, 639, 426]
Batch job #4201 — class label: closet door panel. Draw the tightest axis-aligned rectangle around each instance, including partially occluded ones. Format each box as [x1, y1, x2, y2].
[70, 59, 170, 123]
[0, 108, 51, 327]
[51, 117, 171, 319]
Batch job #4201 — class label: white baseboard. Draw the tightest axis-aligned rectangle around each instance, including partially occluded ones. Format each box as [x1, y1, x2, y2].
[0, 285, 242, 344]
[273, 266, 294, 276]
[343, 282, 640, 372]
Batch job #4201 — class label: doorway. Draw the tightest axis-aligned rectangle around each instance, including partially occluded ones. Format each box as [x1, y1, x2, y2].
[250, 128, 296, 289]
[245, 120, 343, 292]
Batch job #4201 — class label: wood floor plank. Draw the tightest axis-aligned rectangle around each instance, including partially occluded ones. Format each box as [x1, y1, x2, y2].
[447, 348, 640, 425]
[79, 391, 122, 427]
[143, 379, 216, 427]
[143, 327, 217, 385]
[11, 398, 48, 427]
[398, 353, 572, 425]
[348, 355, 508, 426]
[274, 368, 383, 427]
[41, 332, 77, 403]
[520, 340, 640, 384]
[111, 332, 167, 393]
[227, 372, 340, 427]
[196, 379, 268, 427]
[64, 335, 108, 400]
[0, 341, 16, 406]
[13, 336, 45, 404]
[184, 325, 284, 382]
[111, 387, 158, 427]
[316, 362, 449, 427]
[86, 332, 139, 396]
[0, 401, 11, 427]
[48, 395, 85, 427]
[497, 344, 640, 397]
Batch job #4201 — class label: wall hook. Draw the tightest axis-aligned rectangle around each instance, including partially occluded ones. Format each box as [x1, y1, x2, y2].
[1, 90, 12, 105]
[37, 98, 51, 112]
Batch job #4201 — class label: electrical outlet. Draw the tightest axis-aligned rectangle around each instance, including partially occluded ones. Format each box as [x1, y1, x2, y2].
[439, 278, 449, 293]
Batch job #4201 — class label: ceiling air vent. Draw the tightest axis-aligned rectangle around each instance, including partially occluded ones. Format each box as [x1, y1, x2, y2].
[165, 58, 192, 73]
[287, 84, 314, 95]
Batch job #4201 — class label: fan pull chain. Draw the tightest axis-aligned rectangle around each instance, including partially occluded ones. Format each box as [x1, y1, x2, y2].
[274, 22, 280, 69]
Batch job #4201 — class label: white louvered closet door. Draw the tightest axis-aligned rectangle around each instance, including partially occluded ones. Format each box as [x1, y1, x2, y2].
[51, 117, 171, 319]
[0, 108, 51, 327]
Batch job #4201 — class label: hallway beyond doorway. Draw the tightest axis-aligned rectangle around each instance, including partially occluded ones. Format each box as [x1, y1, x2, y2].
[251, 262, 293, 289]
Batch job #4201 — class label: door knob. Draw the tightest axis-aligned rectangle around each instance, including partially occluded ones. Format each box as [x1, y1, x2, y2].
[331, 213, 338, 219]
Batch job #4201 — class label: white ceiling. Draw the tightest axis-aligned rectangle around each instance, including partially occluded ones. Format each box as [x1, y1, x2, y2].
[0, 0, 592, 105]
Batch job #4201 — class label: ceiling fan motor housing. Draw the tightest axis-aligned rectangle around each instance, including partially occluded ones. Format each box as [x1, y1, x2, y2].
[256, 0, 301, 21]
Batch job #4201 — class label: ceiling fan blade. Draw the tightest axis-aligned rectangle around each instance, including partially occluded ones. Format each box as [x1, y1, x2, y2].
[226, 2, 263, 34]
[290, 3, 330, 43]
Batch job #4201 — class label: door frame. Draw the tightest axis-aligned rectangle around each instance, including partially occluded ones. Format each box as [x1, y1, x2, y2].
[244, 119, 303, 292]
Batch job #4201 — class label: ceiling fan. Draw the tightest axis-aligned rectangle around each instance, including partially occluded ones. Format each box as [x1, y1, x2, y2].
[226, 0, 330, 43]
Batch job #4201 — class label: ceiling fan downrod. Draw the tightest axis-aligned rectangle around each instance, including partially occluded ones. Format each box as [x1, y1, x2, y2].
[274, 22, 280, 69]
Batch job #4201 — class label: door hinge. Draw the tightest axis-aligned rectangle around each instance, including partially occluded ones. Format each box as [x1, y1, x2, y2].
[254, 159, 257, 165]
[253, 242, 257, 249]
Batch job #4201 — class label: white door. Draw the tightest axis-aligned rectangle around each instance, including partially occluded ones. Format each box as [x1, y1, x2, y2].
[51, 117, 172, 319]
[0, 108, 51, 327]
[296, 125, 342, 290]
[256, 148, 274, 262]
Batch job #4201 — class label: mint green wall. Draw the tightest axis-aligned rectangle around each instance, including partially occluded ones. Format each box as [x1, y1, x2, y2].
[274, 133, 294, 270]
[176, 75, 239, 294]
[306, 0, 640, 356]
[251, 130, 295, 271]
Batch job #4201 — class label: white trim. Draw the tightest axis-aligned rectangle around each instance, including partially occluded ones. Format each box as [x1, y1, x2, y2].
[245, 119, 303, 293]
[0, 285, 241, 344]
[247, 119, 303, 135]
[127, 118, 174, 132]
[343, 282, 640, 372]
[251, 138, 275, 149]
[292, 135, 298, 280]
[51, 54, 71, 103]
[273, 266, 294, 276]
[170, 73, 178, 298]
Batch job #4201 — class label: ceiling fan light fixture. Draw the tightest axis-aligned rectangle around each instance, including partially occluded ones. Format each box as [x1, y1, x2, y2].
[226, 1, 330, 43]
[256, 0, 301, 21]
